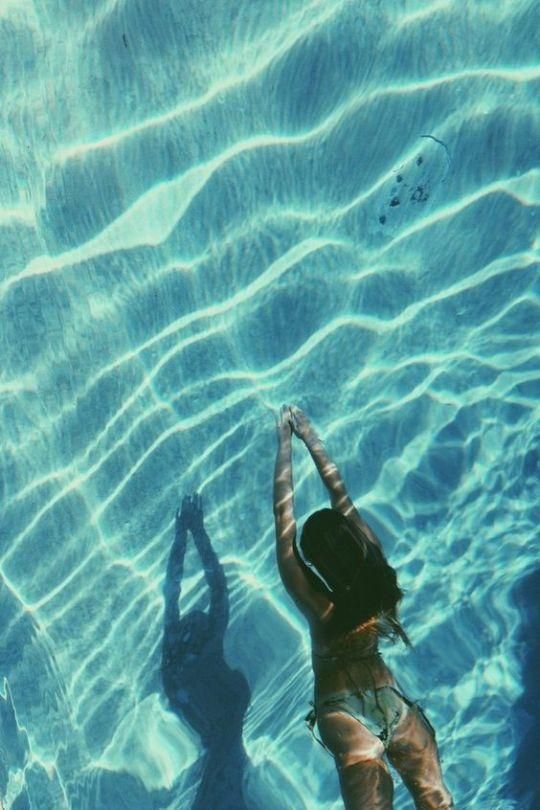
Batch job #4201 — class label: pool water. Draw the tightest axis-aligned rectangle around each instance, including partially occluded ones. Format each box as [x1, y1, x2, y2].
[1, 1, 539, 808]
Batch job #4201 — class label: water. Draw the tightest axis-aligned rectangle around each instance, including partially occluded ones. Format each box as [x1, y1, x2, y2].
[1, 1, 539, 807]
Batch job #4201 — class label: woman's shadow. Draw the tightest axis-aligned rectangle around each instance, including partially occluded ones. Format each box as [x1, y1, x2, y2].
[161, 494, 251, 810]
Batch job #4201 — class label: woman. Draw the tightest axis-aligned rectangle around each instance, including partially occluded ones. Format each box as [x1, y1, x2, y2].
[273, 406, 453, 809]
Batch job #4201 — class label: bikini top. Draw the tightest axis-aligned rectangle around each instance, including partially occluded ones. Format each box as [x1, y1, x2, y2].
[313, 623, 381, 665]
[313, 648, 381, 663]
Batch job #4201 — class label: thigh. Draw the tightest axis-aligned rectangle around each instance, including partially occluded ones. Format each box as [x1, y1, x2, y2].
[387, 705, 453, 808]
[317, 709, 386, 769]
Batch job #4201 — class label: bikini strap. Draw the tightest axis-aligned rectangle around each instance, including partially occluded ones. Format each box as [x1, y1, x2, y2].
[304, 703, 333, 756]
[386, 684, 437, 739]
[313, 650, 381, 662]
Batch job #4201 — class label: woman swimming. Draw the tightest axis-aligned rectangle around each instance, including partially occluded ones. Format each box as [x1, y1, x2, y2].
[273, 405, 453, 809]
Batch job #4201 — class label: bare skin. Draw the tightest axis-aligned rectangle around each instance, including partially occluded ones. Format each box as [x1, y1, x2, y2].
[273, 406, 453, 809]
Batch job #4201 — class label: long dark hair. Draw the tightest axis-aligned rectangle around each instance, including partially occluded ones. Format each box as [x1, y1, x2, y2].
[296, 508, 410, 645]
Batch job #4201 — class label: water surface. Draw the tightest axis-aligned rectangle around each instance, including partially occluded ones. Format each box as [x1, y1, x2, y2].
[1, 1, 539, 807]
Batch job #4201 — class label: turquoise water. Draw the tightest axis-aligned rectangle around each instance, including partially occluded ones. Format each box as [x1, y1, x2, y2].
[1, 1, 539, 807]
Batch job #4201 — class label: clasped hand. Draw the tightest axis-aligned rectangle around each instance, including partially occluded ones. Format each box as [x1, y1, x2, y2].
[276, 404, 317, 445]
[176, 493, 204, 532]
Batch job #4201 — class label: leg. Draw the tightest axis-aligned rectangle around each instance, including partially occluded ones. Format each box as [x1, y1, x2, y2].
[339, 760, 394, 810]
[387, 704, 453, 809]
[317, 709, 394, 809]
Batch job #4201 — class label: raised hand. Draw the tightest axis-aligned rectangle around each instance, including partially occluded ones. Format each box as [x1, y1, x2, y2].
[276, 404, 293, 441]
[176, 493, 204, 533]
[289, 405, 319, 445]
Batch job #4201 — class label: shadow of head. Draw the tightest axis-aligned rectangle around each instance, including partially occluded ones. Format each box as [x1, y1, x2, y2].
[178, 610, 212, 653]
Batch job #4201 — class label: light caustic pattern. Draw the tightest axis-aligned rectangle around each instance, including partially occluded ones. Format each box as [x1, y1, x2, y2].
[0, 0, 539, 807]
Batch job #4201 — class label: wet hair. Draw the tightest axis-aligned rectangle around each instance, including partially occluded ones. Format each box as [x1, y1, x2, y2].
[296, 508, 410, 645]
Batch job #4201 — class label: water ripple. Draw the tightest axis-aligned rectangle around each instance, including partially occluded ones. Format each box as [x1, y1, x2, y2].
[1, 1, 539, 808]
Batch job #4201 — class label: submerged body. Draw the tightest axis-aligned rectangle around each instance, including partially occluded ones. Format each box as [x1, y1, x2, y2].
[273, 406, 453, 809]
[311, 619, 452, 809]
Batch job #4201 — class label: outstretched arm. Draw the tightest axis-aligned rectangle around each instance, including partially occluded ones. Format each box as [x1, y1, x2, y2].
[273, 406, 332, 621]
[188, 494, 229, 639]
[273, 405, 296, 560]
[163, 501, 190, 630]
[290, 406, 383, 551]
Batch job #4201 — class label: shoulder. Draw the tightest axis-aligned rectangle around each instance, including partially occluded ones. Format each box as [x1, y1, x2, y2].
[277, 539, 335, 624]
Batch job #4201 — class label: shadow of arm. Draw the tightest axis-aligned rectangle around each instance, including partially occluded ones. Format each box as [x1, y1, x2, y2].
[163, 512, 188, 631]
[192, 525, 229, 640]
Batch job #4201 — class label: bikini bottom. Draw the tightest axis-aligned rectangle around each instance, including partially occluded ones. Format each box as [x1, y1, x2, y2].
[307, 685, 435, 751]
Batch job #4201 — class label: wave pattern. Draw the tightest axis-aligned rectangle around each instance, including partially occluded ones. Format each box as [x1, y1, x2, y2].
[1, 0, 539, 807]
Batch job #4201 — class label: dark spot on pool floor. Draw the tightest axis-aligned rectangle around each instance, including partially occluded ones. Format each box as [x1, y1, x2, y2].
[411, 186, 429, 203]
[389, 197, 400, 207]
